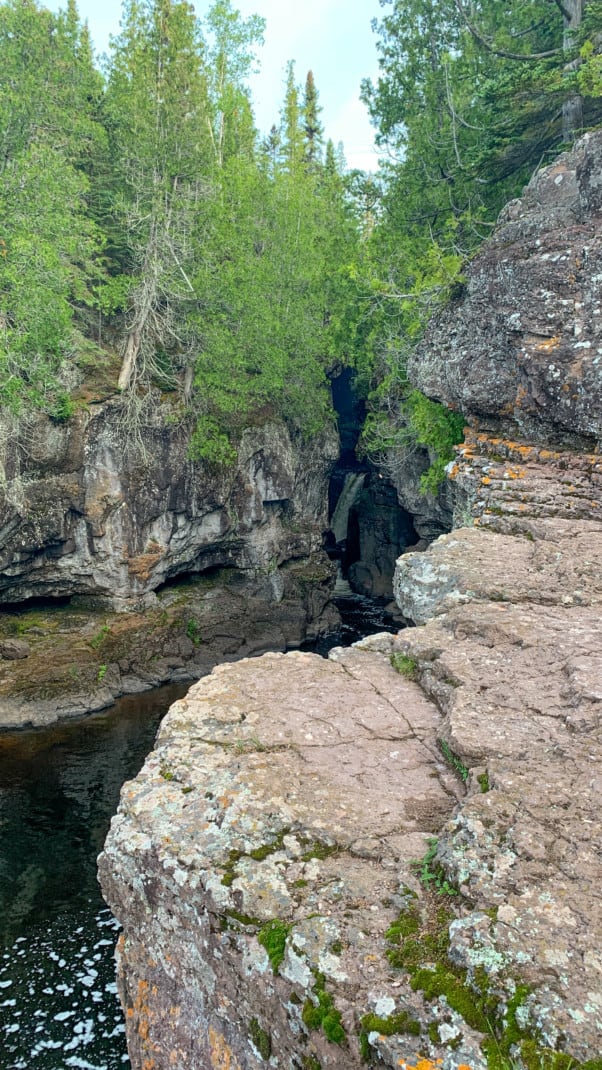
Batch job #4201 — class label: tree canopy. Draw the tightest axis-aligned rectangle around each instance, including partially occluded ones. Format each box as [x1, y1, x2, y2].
[0, 0, 600, 480]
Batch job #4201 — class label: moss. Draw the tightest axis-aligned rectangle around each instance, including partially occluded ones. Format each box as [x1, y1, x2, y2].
[359, 1011, 421, 1061]
[302, 972, 346, 1047]
[249, 829, 288, 861]
[225, 908, 261, 927]
[390, 652, 419, 681]
[330, 940, 343, 955]
[258, 919, 292, 974]
[478, 770, 491, 793]
[383, 897, 598, 1070]
[301, 1056, 322, 1070]
[299, 839, 339, 862]
[248, 1017, 271, 1060]
[428, 1021, 440, 1044]
[221, 848, 243, 886]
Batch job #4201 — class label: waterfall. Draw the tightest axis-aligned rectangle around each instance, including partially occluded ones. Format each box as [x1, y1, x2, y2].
[330, 471, 365, 544]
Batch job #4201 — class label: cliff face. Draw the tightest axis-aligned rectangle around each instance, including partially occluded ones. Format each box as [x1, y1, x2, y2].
[99, 133, 602, 1068]
[392, 130, 602, 1058]
[0, 404, 337, 609]
[410, 129, 602, 449]
[0, 406, 340, 726]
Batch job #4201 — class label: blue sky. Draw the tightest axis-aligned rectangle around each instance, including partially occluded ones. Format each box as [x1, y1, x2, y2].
[45, 0, 385, 171]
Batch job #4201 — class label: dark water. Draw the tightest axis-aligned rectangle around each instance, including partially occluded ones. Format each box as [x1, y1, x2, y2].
[0, 602, 399, 1070]
[0, 683, 188, 1070]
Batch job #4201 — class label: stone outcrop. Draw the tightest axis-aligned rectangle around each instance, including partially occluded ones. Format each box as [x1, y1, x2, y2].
[0, 404, 337, 610]
[410, 129, 602, 448]
[98, 133, 602, 1067]
[387, 130, 602, 1061]
[0, 404, 340, 724]
[99, 647, 469, 1070]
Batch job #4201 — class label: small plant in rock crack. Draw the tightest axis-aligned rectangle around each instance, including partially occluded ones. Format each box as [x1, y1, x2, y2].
[186, 617, 201, 645]
[411, 838, 458, 896]
[390, 652, 419, 680]
[438, 738, 469, 782]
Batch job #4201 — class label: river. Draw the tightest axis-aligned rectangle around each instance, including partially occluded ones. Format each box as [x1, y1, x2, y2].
[0, 597, 398, 1070]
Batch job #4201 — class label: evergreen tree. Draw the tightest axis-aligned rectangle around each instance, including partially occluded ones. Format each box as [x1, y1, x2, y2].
[281, 61, 304, 173]
[302, 69, 324, 168]
[0, 0, 105, 416]
[103, 0, 213, 392]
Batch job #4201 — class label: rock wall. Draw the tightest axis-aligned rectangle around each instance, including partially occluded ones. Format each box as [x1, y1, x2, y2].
[410, 129, 602, 449]
[389, 129, 602, 1059]
[0, 402, 337, 610]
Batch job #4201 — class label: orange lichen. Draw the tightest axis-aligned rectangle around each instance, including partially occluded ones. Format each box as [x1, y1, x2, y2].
[208, 1025, 243, 1069]
[396, 1060, 445, 1070]
[535, 335, 560, 351]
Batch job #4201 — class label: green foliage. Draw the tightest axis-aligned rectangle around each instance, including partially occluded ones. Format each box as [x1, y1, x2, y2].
[478, 770, 491, 793]
[257, 919, 291, 974]
[390, 652, 419, 681]
[185, 618, 201, 646]
[302, 973, 346, 1046]
[97, 664, 107, 682]
[438, 738, 469, 782]
[90, 625, 110, 649]
[410, 839, 458, 896]
[405, 390, 465, 492]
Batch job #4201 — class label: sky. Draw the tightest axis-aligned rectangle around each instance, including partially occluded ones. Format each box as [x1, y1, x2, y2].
[46, 0, 386, 172]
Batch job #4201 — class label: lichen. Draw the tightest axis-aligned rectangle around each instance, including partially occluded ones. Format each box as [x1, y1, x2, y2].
[359, 1010, 421, 1061]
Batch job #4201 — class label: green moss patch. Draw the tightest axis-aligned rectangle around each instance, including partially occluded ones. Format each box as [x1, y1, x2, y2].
[359, 1010, 421, 1061]
[390, 652, 419, 681]
[383, 895, 595, 1069]
[248, 1017, 271, 1060]
[258, 919, 292, 974]
[302, 972, 346, 1047]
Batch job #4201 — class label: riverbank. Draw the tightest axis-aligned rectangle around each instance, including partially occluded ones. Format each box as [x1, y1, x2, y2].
[0, 556, 337, 729]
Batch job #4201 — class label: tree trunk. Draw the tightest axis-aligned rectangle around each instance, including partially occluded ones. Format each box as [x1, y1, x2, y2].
[563, 0, 584, 142]
[118, 329, 141, 391]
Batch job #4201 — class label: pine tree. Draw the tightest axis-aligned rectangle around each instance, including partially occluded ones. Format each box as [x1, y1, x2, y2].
[302, 70, 324, 169]
[104, 0, 213, 392]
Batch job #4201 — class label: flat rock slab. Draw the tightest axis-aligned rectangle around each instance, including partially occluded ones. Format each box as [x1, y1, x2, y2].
[99, 648, 469, 1070]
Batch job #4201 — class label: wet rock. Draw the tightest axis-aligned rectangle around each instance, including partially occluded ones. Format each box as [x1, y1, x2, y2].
[0, 557, 338, 729]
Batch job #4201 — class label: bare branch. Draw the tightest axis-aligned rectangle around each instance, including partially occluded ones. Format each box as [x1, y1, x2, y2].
[548, 0, 574, 22]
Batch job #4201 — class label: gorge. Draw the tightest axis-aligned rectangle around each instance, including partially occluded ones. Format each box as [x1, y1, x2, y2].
[96, 130, 602, 1069]
[1, 7, 602, 1063]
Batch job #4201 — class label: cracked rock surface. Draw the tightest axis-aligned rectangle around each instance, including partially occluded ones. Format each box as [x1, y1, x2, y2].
[99, 648, 472, 1070]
